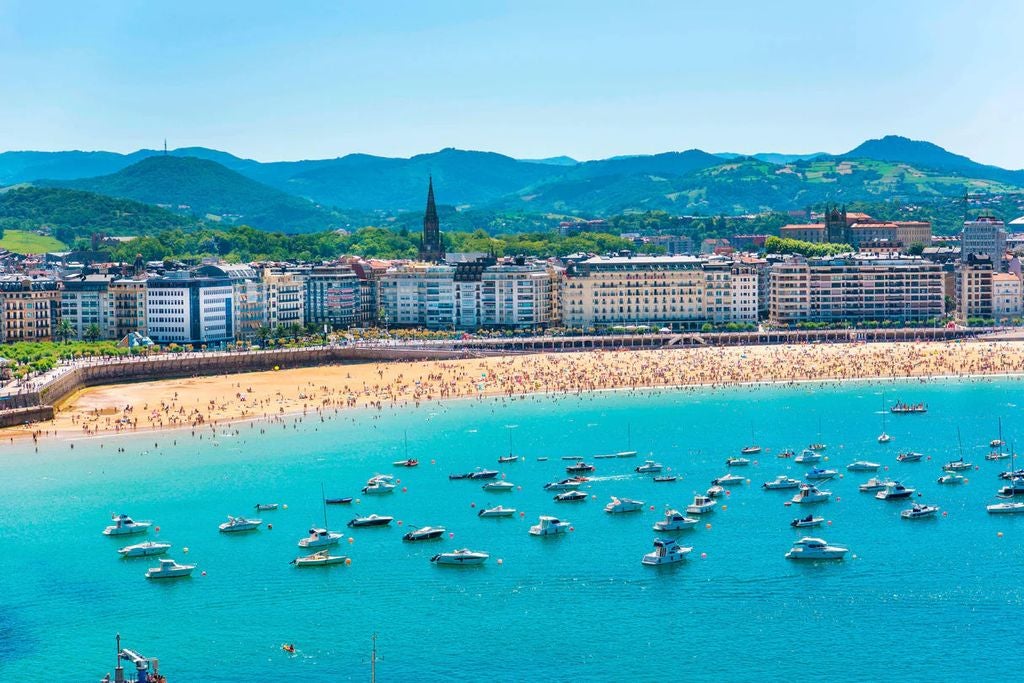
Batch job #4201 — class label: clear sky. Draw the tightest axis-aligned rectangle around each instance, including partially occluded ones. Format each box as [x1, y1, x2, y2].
[1, 1, 1022, 166]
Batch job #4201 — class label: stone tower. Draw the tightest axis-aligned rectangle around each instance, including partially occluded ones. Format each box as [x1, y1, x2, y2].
[825, 205, 848, 245]
[419, 176, 445, 263]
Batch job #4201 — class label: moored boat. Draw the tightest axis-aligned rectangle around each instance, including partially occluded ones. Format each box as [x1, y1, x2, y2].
[482, 480, 515, 492]
[392, 458, 419, 467]
[218, 515, 262, 533]
[846, 461, 880, 472]
[554, 490, 588, 502]
[325, 497, 352, 505]
[791, 485, 831, 504]
[347, 514, 394, 528]
[529, 515, 570, 536]
[890, 401, 927, 414]
[430, 548, 489, 566]
[103, 514, 152, 536]
[118, 541, 171, 558]
[900, 503, 939, 519]
[858, 477, 893, 493]
[875, 481, 915, 500]
[292, 550, 348, 567]
[635, 459, 663, 474]
[942, 458, 972, 472]
[543, 478, 588, 491]
[297, 527, 342, 548]
[804, 467, 838, 481]
[566, 461, 595, 474]
[478, 505, 516, 518]
[468, 469, 500, 480]
[403, 526, 446, 541]
[762, 475, 801, 490]
[790, 514, 824, 528]
[712, 473, 745, 486]
[686, 494, 717, 514]
[653, 509, 697, 531]
[653, 475, 677, 483]
[145, 558, 195, 579]
[498, 455, 519, 463]
[896, 451, 923, 463]
[641, 538, 692, 565]
[726, 457, 750, 467]
[937, 472, 965, 485]
[254, 503, 279, 511]
[784, 537, 847, 560]
[987, 501, 1024, 514]
[604, 496, 644, 513]
[794, 450, 822, 464]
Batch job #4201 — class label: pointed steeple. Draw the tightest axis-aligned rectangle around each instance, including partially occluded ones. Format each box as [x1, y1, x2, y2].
[424, 175, 438, 225]
[419, 175, 444, 262]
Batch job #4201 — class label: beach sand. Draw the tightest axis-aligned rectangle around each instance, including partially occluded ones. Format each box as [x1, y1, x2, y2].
[7, 340, 1024, 441]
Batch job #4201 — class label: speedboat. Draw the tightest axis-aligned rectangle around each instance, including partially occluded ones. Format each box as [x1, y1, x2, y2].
[763, 475, 801, 490]
[942, 458, 972, 472]
[604, 496, 644, 513]
[565, 461, 595, 474]
[785, 537, 848, 560]
[875, 482, 915, 500]
[325, 497, 353, 505]
[478, 505, 516, 518]
[297, 528, 342, 548]
[901, 503, 939, 519]
[794, 450, 822, 464]
[430, 549, 489, 566]
[635, 460, 664, 474]
[218, 516, 262, 533]
[362, 480, 395, 495]
[808, 443, 827, 452]
[804, 468, 838, 481]
[896, 452, 923, 463]
[468, 469, 500, 480]
[641, 538, 692, 565]
[653, 475, 678, 483]
[482, 480, 515, 492]
[706, 485, 725, 499]
[145, 558, 195, 579]
[498, 455, 519, 463]
[254, 503, 279, 511]
[741, 445, 762, 455]
[726, 457, 750, 467]
[347, 514, 394, 528]
[686, 495, 717, 514]
[403, 526, 446, 542]
[292, 550, 348, 567]
[544, 478, 587, 491]
[846, 461, 880, 472]
[712, 473, 745, 486]
[791, 485, 831, 504]
[859, 477, 893, 493]
[529, 516, 570, 536]
[937, 472, 965, 485]
[997, 477, 1024, 497]
[653, 509, 697, 531]
[878, 432, 892, 444]
[554, 490, 588, 502]
[103, 514, 152, 536]
[987, 501, 1024, 514]
[118, 541, 171, 557]
[790, 515, 824, 528]
[392, 458, 419, 467]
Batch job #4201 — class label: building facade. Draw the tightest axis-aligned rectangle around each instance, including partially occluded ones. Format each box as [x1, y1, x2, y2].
[262, 269, 305, 331]
[303, 266, 361, 328]
[992, 273, 1022, 320]
[110, 278, 148, 340]
[0, 276, 60, 343]
[146, 271, 234, 345]
[962, 216, 1007, 272]
[60, 274, 116, 340]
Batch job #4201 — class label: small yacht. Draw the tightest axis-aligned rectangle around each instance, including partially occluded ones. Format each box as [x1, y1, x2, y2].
[875, 482, 915, 500]
[254, 503, 279, 511]
[403, 526, 446, 542]
[498, 454, 519, 463]
[987, 501, 1024, 514]
[859, 477, 893, 493]
[726, 457, 750, 467]
[616, 450, 639, 458]
[544, 478, 588, 491]
[794, 450, 822, 464]
[686, 495, 717, 514]
[529, 516, 570, 536]
[846, 461, 880, 472]
[604, 496, 644, 513]
[482, 480, 515, 492]
[986, 450, 1011, 461]
[118, 541, 171, 558]
[641, 538, 692, 565]
[593, 453, 617, 460]
[808, 443, 827, 452]
[791, 485, 831, 504]
[991, 438, 1006, 448]
[102, 514, 152, 536]
[566, 461, 595, 474]
[997, 478, 1024, 497]
[942, 458, 973, 472]
[741, 445, 762, 455]
[554, 490, 588, 502]
[762, 475, 801, 490]
[635, 460, 663, 474]
[478, 505, 516, 518]
[145, 558, 195, 579]
[392, 458, 419, 467]
[468, 469, 500, 480]
[347, 514, 394, 528]
[890, 401, 927, 414]
[448, 472, 471, 480]
[778, 449, 795, 459]
[292, 550, 348, 567]
[999, 469, 1024, 480]
[218, 516, 262, 533]
[896, 452, 923, 463]
[937, 472, 965, 485]
[430, 548, 489, 566]
[653, 475, 678, 483]
[790, 514, 824, 528]
[706, 485, 725, 499]
[298, 528, 342, 548]
[712, 473, 745, 486]
[877, 432, 892, 444]
[362, 480, 395, 495]
[325, 497, 353, 505]
[653, 509, 697, 531]
[785, 537, 848, 560]
[804, 468, 838, 481]
[901, 503, 939, 519]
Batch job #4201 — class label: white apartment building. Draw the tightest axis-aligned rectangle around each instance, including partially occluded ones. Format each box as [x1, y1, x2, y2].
[146, 271, 235, 345]
[263, 269, 305, 330]
[480, 265, 552, 328]
[962, 216, 1007, 272]
[379, 264, 456, 329]
[60, 274, 117, 340]
[992, 273, 1022, 320]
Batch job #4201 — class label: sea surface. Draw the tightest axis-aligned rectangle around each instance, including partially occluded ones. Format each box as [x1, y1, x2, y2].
[2, 378, 1024, 682]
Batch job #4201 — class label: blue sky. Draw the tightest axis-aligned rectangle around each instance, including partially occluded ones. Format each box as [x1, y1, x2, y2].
[1, 1, 1022, 166]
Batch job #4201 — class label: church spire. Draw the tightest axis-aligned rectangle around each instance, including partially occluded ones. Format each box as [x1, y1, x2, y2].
[419, 175, 444, 262]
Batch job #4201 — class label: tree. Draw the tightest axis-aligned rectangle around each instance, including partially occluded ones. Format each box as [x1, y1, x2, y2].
[54, 318, 75, 343]
[83, 323, 102, 342]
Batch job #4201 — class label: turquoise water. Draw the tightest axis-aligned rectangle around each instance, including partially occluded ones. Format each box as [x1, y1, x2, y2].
[3, 378, 1024, 682]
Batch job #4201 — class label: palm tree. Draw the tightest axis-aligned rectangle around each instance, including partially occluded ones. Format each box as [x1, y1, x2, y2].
[84, 323, 102, 342]
[54, 319, 75, 343]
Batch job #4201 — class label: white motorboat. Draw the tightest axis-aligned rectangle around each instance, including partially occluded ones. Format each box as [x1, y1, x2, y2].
[529, 516, 570, 536]
[593, 453, 617, 460]
[790, 515, 824, 528]
[292, 550, 348, 567]
[877, 433, 892, 444]
[297, 527, 342, 548]
[726, 457, 750, 467]
[804, 468, 838, 481]
[403, 526, 446, 542]
[604, 496, 644, 513]
[145, 558, 195, 579]
[808, 443, 827, 452]
[653, 509, 697, 531]
[566, 461, 595, 474]
[482, 481, 515, 492]
[794, 450, 822, 464]
[103, 514, 152, 536]
[478, 505, 516, 518]
[497, 455, 519, 463]
[785, 537, 848, 560]
[218, 515, 263, 533]
[543, 478, 588, 491]
[362, 480, 395, 495]
[987, 501, 1024, 514]
[430, 548, 489, 566]
[901, 503, 939, 519]
[997, 478, 1024, 497]
[877, 395, 891, 443]
[986, 451, 1011, 461]
[615, 450, 638, 458]
[741, 445, 762, 455]
[554, 490, 588, 502]
[875, 482, 915, 500]
[468, 469, 500, 480]
[254, 503, 279, 511]
[635, 460, 663, 474]
[791, 485, 831, 504]
[118, 541, 171, 558]
[686, 495, 717, 514]
[641, 538, 692, 565]
[712, 473, 745, 486]
[896, 451, 923, 463]
[858, 477, 893, 493]
[846, 461, 880, 472]
[937, 472, 965, 485]
[706, 485, 725, 499]
[762, 475, 801, 490]
[347, 514, 394, 528]
[942, 458, 972, 472]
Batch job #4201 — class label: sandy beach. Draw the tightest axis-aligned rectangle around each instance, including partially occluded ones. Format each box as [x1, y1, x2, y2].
[7, 340, 1024, 441]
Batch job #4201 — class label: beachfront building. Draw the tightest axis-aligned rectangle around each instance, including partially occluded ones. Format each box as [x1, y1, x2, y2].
[0, 276, 60, 343]
[957, 253, 994, 322]
[768, 254, 944, 326]
[145, 270, 234, 346]
[60, 274, 117, 340]
[962, 216, 1007, 272]
[379, 263, 456, 329]
[261, 269, 305, 331]
[992, 273, 1022, 320]
[562, 255, 758, 331]
[480, 263, 552, 329]
[110, 277, 148, 340]
[303, 266, 361, 328]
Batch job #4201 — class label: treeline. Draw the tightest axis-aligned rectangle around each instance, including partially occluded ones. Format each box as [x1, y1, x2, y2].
[764, 236, 853, 257]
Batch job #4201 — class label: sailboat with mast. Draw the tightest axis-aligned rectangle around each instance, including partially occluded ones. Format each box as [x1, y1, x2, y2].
[808, 417, 827, 452]
[594, 424, 637, 458]
[877, 394, 891, 443]
[393, 431, 418, 467]
[987, 418, 1010, 460]
[988, 442, 1024, 513]
[297, 484, 343, 548]
[741, 426, 762, 454]
[498, 427, 519, 463]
